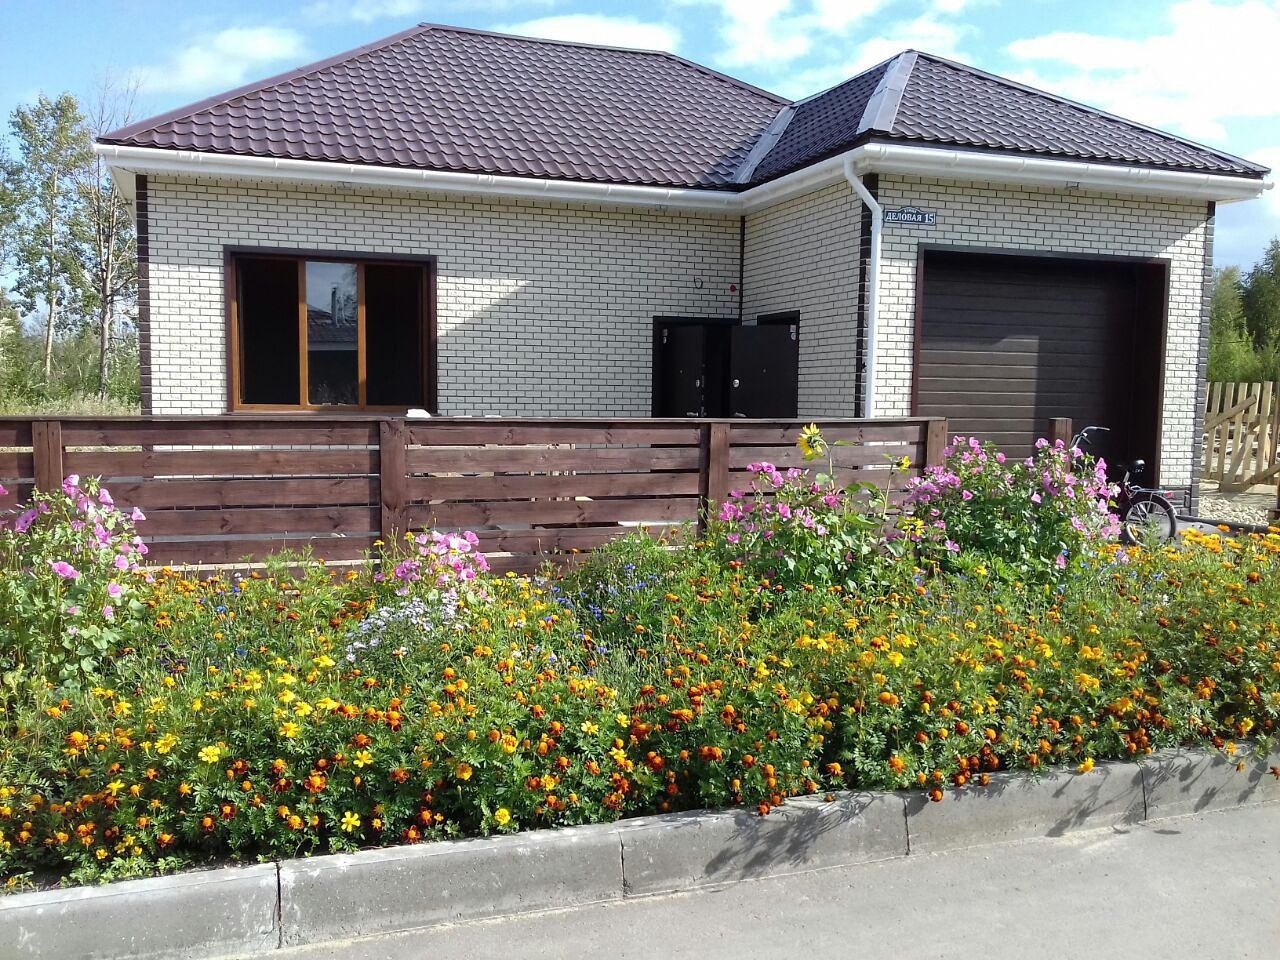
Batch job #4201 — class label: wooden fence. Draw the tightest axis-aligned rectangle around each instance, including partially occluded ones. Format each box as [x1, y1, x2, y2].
[0, 416, 947, 573]
[1203, 382, 1280, 489]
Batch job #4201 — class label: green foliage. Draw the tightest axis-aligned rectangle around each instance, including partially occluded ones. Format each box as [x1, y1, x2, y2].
[2, 452, 1279, 886]
[901, 435, 1119, 581]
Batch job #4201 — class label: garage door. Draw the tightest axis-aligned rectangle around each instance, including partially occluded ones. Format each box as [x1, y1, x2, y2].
[916, 251, 1162, 465]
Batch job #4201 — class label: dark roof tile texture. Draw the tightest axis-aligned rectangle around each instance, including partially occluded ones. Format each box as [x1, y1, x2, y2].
[102, 25, 785, 189]
[747, 60, 890, 183]
[104, 26, 1267, 190]
[885, 55, 1263, 177]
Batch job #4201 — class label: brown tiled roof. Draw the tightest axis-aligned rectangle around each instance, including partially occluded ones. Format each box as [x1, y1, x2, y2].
[101, 24, 785, 190]
[103, 26, 1267, 190]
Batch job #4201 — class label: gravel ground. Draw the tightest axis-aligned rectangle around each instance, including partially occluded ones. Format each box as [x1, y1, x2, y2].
[1198, 489, 1275, 527]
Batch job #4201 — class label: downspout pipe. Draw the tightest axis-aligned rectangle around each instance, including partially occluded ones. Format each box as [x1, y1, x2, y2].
[843, 159, 881, 419]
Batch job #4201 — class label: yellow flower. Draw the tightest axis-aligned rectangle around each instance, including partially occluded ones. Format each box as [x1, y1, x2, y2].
[494, 808, 512, 827]
[278, 722, 300, 739]
[797, 423, 825, 459]
[456, 762, 473, 781]
[198, 745, 222, 764]
[580, 721, 599, 736]
[106, 780, 124, 796]
[154, 733, 178, 755]
[1077, 758, 1095, 774]
[353, 750, 373, 768]
[340, 811, 361, 833]
[312, 654, 335, 669]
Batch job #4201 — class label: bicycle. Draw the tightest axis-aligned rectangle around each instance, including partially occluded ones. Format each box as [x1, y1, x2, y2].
[1071, 425, 1179, 545]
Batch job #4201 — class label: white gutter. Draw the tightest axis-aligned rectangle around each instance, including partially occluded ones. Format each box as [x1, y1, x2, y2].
[842, 159, 881, 419]
[96, 141, 1269, 214]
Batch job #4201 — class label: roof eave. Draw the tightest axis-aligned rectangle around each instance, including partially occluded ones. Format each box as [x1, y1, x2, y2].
[96, 140, 1272, 218]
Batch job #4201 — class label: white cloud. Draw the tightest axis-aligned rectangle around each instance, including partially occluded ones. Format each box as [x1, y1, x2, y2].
[498, 14, 682, 52]
[673, 0, 888, 69]
[1007, 0, 1280, 143]
[136, 27, 307, 94]
[770, 15, 974, 98]
[303, 0, 556, 22]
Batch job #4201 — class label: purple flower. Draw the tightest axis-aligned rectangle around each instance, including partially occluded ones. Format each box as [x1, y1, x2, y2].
[98, 488, 114, 506]
[14, 509, 37, 534]
[945, 540, 960, 553]
[49, 560, 80, 580]
[62, 474, 81, 496]
[130, 507, 146, 522]
[107, 582, 123, 599]
[102, 605, 114, 621]
[114, 555, 130, 571]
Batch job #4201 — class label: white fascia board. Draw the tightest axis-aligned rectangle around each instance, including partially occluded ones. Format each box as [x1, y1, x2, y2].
[95, 140, 1270, 216]
[93, 144, 742, 213]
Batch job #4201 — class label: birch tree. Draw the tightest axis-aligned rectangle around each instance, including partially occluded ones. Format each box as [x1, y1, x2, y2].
[9, 94, 92, 382]
[75, 79, 138, 397]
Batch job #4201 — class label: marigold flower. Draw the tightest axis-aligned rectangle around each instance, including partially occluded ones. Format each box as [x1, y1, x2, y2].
[340, 811, 361, 833]
[198, 745, 223, 764]
[494, 808, 512, 827]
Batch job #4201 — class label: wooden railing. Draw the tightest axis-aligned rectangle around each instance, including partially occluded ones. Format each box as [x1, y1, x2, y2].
[1203, 382, 1280, 490]
[0, 416, 946, 572]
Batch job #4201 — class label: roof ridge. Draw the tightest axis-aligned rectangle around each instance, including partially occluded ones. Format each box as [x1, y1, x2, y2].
[908, 51, 1264, 173]
[415, 22, 789, 106]
[856, 51, 917, 134]
[101, 23, 434, 143]
[733, 104, 797, 183]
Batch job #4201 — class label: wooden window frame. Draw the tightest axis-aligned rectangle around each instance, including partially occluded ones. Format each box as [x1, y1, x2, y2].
[225, 246, 438, 414]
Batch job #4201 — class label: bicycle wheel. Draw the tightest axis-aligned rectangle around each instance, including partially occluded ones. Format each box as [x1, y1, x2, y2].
[1121, 492, 1178, 545]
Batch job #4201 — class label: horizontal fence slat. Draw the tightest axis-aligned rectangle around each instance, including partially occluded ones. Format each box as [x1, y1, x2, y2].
[469, 525, 680, 554]
[60, 421, 379, 447]
[727, 442, 922, 470]
[407, 496, 701, 529]
[64, 449, 378, 479]
[728, 422, 931, 445]
[408, 471, 703, 501]
[405, 446, 702, 474]
[407, 424, 702, 446]
[140, 506, 380, 537]
[0, 451, 35, 479]
[102, 477, 379, 510]
[142, 536, 376, 567]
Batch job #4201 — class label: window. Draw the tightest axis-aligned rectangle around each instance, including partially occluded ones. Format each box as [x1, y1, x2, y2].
[230, 251, 434, 410]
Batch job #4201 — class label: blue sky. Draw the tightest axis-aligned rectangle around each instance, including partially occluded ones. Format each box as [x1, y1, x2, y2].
[4, 0, 1278, 268]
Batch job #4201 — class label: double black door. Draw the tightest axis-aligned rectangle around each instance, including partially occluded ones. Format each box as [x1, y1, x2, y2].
[653, 320, 798, 418]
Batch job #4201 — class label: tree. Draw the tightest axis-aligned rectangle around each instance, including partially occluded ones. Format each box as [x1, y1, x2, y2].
[1207, 266, 1274, 381]
[74, 79, 138, 397]
[1242, 238, 1280, 352]
[8, 94, 93, 381]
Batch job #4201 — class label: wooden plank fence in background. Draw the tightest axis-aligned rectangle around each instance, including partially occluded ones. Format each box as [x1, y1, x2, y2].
[1203, 381, 1280, 490]
[0, 416, 945, 573]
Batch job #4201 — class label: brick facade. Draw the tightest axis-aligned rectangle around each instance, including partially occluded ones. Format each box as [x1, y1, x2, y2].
[144, 171, 1212, 495]
[143, 175, 740, 416]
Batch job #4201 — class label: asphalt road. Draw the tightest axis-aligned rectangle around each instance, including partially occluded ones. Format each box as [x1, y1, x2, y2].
[270, 801, 1280, 960]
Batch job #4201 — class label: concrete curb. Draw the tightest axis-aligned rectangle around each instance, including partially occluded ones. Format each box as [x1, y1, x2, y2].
[5, 746, 1277, 958]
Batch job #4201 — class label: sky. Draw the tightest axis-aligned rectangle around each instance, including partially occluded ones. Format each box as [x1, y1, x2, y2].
[3, 0, 1279, 269]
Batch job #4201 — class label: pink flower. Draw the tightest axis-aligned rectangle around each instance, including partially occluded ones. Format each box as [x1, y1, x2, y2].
[49, 560, 80, 580]
[107, 582, 123, 599]
[114, 555, 130, 571]
[102, 605, 114, 621]
[62, 474, 81, 495]
[0, 483, 6, 496]
[1055, 553, 1067, 569]
[98, 488, 114, 506]
[14, 509, 37, 533]
[131, 507, 146, 522]
[961, 490, 973, 501]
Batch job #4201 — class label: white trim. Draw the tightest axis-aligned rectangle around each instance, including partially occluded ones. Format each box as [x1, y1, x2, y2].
[96, 139, 1271, 216]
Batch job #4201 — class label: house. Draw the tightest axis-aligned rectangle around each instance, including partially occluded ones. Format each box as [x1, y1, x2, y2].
[95, 23, 1269, 507]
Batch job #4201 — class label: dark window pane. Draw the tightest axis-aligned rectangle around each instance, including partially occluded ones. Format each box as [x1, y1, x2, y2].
[365, 264, 424, 407]
[305, 261, 359, 406]
[238, 258, 299, 405]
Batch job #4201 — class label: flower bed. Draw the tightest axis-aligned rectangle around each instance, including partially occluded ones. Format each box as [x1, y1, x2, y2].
[1, 433, 1278, 889]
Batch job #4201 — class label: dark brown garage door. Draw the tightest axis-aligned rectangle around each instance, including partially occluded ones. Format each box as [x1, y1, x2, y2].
[915, 251, 1164, 468]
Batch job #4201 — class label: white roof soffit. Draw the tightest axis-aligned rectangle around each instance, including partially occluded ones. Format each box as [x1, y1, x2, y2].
[95, 141, 1270, 214]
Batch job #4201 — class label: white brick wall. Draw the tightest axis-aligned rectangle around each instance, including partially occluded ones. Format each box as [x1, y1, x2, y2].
[144, 175, 740, 416]
[875, 174, 1211, 488]
[742, 182, 861, 416]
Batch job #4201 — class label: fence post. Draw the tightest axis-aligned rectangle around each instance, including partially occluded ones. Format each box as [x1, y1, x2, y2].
[698, 422, 731, 534]
[1047, 417, 1073, 447]
[923, 418, 947, 468]
[32, 420, 64, 492]
[378, 418, 407, 547]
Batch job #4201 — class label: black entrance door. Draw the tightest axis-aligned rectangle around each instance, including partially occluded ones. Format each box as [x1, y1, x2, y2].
[653, 320, 799, 418]
[653, 323, 708, 417]
[729, 324, 799, 418]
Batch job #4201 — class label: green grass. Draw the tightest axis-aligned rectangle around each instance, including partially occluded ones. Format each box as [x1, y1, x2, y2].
[0, 396, 140, 417]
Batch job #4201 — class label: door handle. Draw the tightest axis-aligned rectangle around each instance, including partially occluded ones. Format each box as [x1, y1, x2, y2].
[732, 379, 740, 388]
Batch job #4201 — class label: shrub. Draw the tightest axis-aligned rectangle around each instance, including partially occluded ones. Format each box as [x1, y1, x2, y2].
[706, 438, 906, 590]
[0, 476, 147, 681]
[902, 435, 1118, 581]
